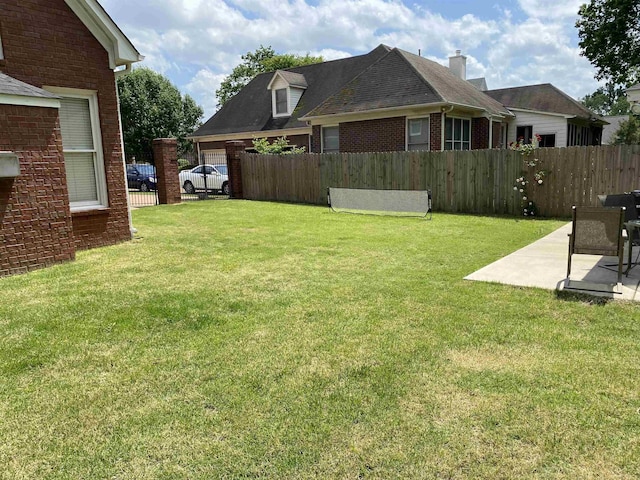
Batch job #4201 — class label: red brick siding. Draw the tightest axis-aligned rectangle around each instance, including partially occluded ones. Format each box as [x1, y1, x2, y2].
[339, 117, 406, 153]
[1, 0, 131, 251]
[153, 139, 181, 204]
[430, 113, 442, 151]
[0, 105, 75, 277]
[311, 126, 321, 153]
[471, 117, 490, 150]
[225, 141, 246, 199]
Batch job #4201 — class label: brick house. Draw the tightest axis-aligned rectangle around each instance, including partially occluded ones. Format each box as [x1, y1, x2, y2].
[0, 0, 142, 277]
[189, 45, 514, 154]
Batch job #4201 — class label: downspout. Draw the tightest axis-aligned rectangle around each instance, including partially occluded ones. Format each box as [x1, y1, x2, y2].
[114, 63, 136, 236]
[440, 105, 454, 151]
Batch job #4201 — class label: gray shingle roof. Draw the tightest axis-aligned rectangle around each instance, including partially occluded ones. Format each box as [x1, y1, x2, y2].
[305, 49, 510, 118]
[191, 45, 391, 137]
[0, 72, 60, 99]
[485, 84, 599, 120]
[274, 70, 308, 88]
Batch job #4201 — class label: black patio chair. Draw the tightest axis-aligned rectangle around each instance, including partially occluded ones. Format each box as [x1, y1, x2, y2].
[566, 206, 625, 291]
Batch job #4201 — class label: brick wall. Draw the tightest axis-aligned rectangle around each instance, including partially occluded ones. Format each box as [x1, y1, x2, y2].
[0, 105, 75, 277]
[311, 126, 322, 153]
[1, 0, 131, 251]
[339, 117, 406, 153]
[472, 117, 490, 150]
[225, 141, 247, 199]
[430, 113, 442, 151]
[153, 139, 181, 204]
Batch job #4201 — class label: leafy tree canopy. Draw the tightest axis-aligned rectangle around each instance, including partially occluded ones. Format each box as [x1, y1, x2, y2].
[117, 67, 204, 159]
[613, 116, 640, 145]
[215, 45, 323, 108]
[252, 136, 306, 154]
[576, 0, 640, 91]
[580, 87, 630, 116]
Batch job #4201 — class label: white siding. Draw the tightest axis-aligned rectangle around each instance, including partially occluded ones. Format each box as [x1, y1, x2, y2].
[506, 111, 567, 147]
[271, 76, 288, 90]
[290, 87, 304, 113]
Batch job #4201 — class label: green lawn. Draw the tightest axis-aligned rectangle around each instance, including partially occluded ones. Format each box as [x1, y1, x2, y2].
[1, 201, 639, 479]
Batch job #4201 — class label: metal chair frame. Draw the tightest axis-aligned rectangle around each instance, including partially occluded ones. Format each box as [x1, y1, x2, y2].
[567, 206, 626, 289]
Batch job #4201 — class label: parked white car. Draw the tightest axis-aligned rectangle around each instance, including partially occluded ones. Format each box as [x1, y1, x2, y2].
[179, 164, 229, 195]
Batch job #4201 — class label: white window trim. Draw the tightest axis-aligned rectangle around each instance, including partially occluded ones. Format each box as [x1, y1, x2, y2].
[272, 87, 290, 118]
[445, 116, 472, 151]
[43, 86, 108, 211]
[406, 116, 430, 151]
[321, 125, 339, 153]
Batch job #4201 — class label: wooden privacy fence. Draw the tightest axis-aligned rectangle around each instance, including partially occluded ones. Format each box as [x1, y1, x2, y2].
[239, 145, 640, 218]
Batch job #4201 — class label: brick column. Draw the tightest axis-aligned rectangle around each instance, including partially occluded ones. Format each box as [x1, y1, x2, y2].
[225, 140, 246, 199]
[152, 138, 181, 204]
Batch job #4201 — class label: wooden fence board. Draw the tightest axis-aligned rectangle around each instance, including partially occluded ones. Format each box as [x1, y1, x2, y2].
[239, 145, 640, 217]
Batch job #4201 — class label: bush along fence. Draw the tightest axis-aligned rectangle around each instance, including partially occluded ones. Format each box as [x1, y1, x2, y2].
[235, 145, 640, 218]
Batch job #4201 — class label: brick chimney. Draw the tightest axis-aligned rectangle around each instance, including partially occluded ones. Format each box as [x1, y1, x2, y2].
[448, 50, 466, 80]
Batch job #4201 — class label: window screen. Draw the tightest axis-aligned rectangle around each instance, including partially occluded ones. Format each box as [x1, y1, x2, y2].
[275, 88, 287, 114]
[444, 118, 470, 150]
[58, 96, 100, 206]
[408, 118, 430, 151]
[322, 126, 339, 153]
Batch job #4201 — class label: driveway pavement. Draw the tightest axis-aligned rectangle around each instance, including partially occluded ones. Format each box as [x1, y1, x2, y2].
[465, 223, 640, 301]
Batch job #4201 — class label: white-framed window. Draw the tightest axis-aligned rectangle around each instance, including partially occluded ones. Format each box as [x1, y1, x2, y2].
[275, 88, 288, 116]
[407, 117, 430, 151]
[0, 30, 4, 60]
[45, 87, 107, 211]
[445, 117, 471, 150]
[321, 126, 339, 153]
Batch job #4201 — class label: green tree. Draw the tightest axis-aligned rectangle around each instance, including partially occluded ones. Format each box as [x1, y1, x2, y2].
[252, 136, 306, 154]
[576, 0, 640, 91]
[216, 45, 323, 107]
[580, 87, 629, 116]
[613, 116, 640, 145]
[117, 67, 203, 158]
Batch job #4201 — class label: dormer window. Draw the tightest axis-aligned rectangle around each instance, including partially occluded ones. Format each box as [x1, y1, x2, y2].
[275, 88, 287, 115]
[267, 70, 307, 118]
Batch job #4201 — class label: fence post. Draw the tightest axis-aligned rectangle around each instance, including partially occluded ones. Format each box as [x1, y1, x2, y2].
[225, 140, 246, 199]
[152, 138, 181, 204]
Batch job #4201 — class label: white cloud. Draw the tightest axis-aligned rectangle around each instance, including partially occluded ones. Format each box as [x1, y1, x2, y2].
[517, 0, 584, 19]
[102, 0, 602, 122]
[185, 69, 228, 119]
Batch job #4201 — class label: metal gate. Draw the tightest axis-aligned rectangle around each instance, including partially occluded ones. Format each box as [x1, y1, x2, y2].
[179, 151, 229, 201]
[126, 150, 158, 208]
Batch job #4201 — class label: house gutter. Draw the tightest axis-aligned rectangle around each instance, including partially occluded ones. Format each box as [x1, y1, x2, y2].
[301, 101, 512, 123]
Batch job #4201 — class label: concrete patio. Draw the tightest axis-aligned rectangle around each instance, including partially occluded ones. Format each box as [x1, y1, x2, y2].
[465, 223, 640, 301]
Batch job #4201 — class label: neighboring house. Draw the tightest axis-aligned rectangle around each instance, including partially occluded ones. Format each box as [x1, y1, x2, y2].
[190, 46, 514, 154]
[602, 115, 628, 144]
[0, 0, 142, 277]
[627, 84, 640, 113]
[485, 84, 606, 148]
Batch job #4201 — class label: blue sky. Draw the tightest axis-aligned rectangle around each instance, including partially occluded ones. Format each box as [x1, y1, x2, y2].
[100, 0, 601, 120]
